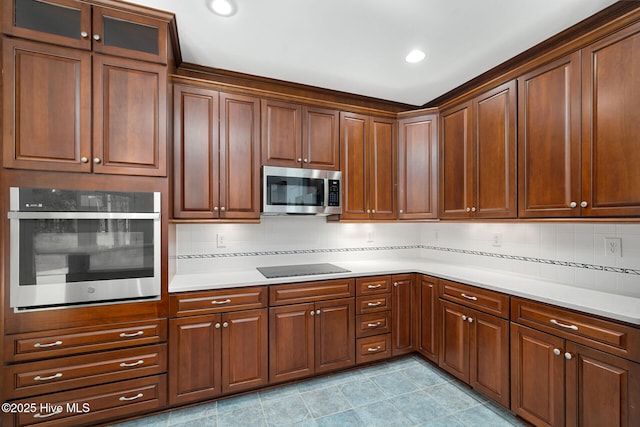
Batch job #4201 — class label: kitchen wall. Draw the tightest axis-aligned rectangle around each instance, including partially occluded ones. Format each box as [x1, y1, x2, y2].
[173, 219, 640, 298]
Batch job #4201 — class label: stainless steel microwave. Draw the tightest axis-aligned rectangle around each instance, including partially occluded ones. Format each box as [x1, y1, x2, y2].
[8, 187, 161, 311]
[262, 166, 342, 215]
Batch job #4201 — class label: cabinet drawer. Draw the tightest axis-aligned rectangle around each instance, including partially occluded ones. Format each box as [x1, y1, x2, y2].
[5, 344, 167, 400]
[356, 334, 392, 364]
[170, 287, 267, 317]
[269, 279, 355, 306]
[4, 319, 166, 363]
[439, 280, 509, 318]
[356, 294, 391, 314]
[356, 312, 392, 338]
[512, 298, 640, 361]
[9, 374, 166, 427]
[356, 276, 392, 296]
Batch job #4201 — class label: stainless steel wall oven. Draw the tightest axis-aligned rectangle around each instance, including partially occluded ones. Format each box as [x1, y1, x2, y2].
[8, 187, 161, 310]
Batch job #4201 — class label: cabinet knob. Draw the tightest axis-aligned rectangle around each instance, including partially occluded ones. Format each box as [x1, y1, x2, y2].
[461, 315, 467, 321]
[580, 201, 588, 208]
[553, 348, 561, 356]
[316, 309, 321, 315]
[93, 157, 101, 164]
[372, 209, 376, 214]
[304, 158, 309, 163]
[297, 158, 302, 163]
[220, 207, 226, 212]
[222, 322, 229, 328]
[215, 323, 221, 329]
[214, 207, 219, 211]
[393, 282, 398, 287]
[310, 310, 315, 316]
[466, 207, 471, 212]
[80, 31, 89, 38]
[467, 317, 473, 323]
[93, 34, 101, 41]
[570, 201, 577, 208]
[367, 209, 371, 214]
[399, 209, 404, 213]
[471, 207, 476, 212]
[564, 352, 573, 360]
[80, 156, 88, 163]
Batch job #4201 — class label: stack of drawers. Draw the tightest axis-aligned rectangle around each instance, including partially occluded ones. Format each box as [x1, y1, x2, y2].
[355, 276, 393, 363]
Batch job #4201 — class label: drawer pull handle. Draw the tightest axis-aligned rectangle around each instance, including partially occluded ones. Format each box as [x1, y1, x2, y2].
[34, 340, 63, 348]
[120, 360, 144, 368]
[119, 393, 144, 402]
[367, 302, 382, 307]
[120, 331, 144, 338]
[460, 293, 478, 301]
[33, 409, 63, 419]
[367, 322, 382, 328]
[367, 346, 382, 352]
[367, 284, 382, 289]
[211, 299, 231, 305]
[34, 373, 63, 381]
[550, 319, 578, 331]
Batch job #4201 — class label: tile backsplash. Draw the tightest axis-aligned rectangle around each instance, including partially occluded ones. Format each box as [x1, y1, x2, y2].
[173, 218, 640, 298]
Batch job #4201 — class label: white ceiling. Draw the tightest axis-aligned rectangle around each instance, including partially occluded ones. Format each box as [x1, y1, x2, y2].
[128, 0, 619, 106]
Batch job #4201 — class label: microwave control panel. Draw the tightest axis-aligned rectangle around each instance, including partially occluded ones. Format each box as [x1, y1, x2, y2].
[328, 179, 340, 207]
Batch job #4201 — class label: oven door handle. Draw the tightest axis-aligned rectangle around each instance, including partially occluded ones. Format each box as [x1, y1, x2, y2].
[8, 212, 160, 220]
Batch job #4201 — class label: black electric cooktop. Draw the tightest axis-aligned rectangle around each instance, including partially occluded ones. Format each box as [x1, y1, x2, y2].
[256, 263, 350, 279]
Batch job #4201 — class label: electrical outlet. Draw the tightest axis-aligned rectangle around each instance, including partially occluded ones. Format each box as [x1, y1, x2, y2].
[367, 231, 374, 243]
[216, 233, 226, 248]
[604, 237, 622, 257]
[492, 232, 502, 247]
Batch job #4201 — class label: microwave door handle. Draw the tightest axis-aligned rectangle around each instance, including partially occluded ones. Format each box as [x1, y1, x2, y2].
[323, 179, 329, 209]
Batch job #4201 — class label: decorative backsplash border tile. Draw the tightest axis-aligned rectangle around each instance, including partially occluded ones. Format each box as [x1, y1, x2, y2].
[176, 245, 640, 276]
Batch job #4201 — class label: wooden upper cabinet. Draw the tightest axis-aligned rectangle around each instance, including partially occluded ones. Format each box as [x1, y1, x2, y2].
[261, 100, 339, 170]
[440, 80, 516, 219]
[340, 112, 396, 220]
[173, 84, 219, 219]
[398, 114, 438, 219]
[2, 0, 170, 64]
[2, 38, 92, 172]
[518, 53, 582, 218]
[440, 102, 473, 218]
[93, 55, 167, 176]
[220, 92, 261, 219]
[581, 21, 640, 217]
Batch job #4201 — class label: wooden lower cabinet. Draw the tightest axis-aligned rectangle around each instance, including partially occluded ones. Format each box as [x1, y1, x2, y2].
[439, 300, 510, 407]
[511, 323, 640, 427]
[169, 309, 268, 405]
[391, 274, 415, 355]
[417, 275, 438, 363]
[269, 298, 355, 384]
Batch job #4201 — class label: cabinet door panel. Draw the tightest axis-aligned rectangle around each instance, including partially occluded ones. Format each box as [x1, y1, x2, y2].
[222, 309, 268, 393]
[369, 117, 396, 219]
[392, 275, 414, 356]
[511, 324, 565, 427]
[261, 100, 302, 168]
[518, 53, 581, 217]
[340, 112, 369, 219]
[469, 310, 510, 407]
[418, 276, 438, 363]
[440, 102, 473, 218]
[474, 80, 517, 218]
[439, 301, 469, 382]
[93, 55, 167, 176]
[303, 106, 339, 170]
[581, 22, 640, 216]
[315, 298, 355, 373]
[269, 303, 314, 383]
[169, 315, 221, 405]
[565, 342, 640, 427]
[220, 92, 260, 219]
[173, 85, 219, 218]
[2, 39, 91, 172]
[398, 115, 438, 219]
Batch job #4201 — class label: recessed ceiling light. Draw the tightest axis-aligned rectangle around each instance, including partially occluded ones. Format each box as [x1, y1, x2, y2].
[206, 0, 236, 17]
[405, 49, 426, 63]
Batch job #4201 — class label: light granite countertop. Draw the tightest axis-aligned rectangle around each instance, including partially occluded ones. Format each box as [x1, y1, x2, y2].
[170, 258, 640, 326]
